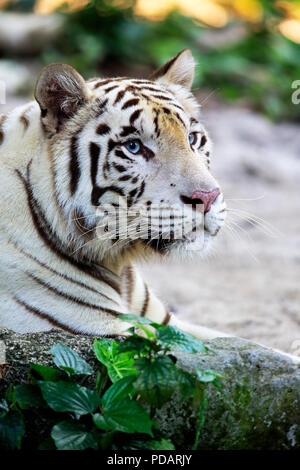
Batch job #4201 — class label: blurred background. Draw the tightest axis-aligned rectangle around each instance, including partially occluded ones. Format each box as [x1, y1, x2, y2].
[0, 0, 300, 352]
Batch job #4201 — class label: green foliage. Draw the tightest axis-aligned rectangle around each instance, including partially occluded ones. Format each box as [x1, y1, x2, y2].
[19, 0, 299, 121]
[157, 325, 207, 353]
[50, 342, 94, 377]
[0, 317, 224, 450]
[51, 421, 98, 450]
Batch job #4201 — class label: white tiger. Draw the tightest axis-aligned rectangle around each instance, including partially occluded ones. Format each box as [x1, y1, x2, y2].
[0, 49, 231, 339]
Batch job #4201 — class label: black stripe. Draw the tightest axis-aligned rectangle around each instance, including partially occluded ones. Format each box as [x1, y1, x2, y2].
[124, 265, 135, 307]
[141, 147, 154, 161]
[13, 295, 81, 334]
[90, 142, 100, 187]
[170, 103, 185, 112]
[0, 115, 6, 145]
[200, 135, 207, 147]
[91, 185, 124, 206]
[140, 283, 150, 317]
[130, 109, 142, 124]
[162, 311, 171, 325]
[120, 126, 138, 137]
[108, 138, 118, 152]
[118, 174, 131, 181]
[27, 272, 122, 316]
[137, 85, 164, 93]
[94, 79, 114, 89]
[69, 136, 81, 196]
[103, 85, 118, 93]
[114, 89, 126, 104]
[136, 180, 145, 200]
[96, 123, 111, 135]
[153, 111, 160, 137]
[148, 51, 183, 81]
[175, 112, 186, 128]
[102, 138, 119, 180]
[10, 238, 116, 302]
[115, 149, 134, 162]
[122, 98, 139, 110]
[20, 114, 29, 130]
[16, 165, 121, 295]
[113, 163, 126, 173]
[95, 98, 108, 115]
[151, 94, 172, 101]
[131, 80, 153, 85]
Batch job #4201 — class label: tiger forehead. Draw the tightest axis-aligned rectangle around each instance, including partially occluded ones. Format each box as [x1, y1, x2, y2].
[88, 77, 186, 114]
[87, 77, 192, 135]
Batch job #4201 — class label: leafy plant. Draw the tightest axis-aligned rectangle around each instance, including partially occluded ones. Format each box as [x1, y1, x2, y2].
[0, 315, 223, 450]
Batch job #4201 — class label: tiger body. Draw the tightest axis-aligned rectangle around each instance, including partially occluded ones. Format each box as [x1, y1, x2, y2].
[0, 50, 228, 338]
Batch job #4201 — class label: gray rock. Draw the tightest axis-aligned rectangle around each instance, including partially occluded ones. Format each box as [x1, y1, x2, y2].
[0, 328, 299, 449]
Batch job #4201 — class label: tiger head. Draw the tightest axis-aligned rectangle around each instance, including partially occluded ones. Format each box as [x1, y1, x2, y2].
[35, 50, 226, 264]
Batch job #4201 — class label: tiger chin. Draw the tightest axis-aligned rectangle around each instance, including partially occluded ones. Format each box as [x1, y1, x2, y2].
[0, 49, 229, 340]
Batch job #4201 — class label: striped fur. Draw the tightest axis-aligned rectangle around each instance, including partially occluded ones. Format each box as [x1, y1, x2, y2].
[0, 50, 229, 339]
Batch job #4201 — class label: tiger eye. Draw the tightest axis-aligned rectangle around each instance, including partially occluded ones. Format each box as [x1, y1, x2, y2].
[188, 132, 197, 146]
[125, 140, 140, 154]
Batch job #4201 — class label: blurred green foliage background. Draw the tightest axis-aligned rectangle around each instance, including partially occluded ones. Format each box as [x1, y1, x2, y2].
[2, 0, 300, 120]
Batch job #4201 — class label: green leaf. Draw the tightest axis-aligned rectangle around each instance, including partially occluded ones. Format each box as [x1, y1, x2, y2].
[95, 368, 108, 396]
[195, 368, 224, 389]
[93, 338, 116, 367]
[30, 363, 63, 382]
[102, 376, 136, 408]
[119, 314, 161, 335]
[5, 385, 14, 404]
[135, 324, 157, 339]
[51, 421, 98, 450]
[134, 356, 177, 408]
[39, 381, 100, 416]
[14, 384, 46, 408]
[50, 343, 94, 377]
[157, 326, 207, 353]
[94, 339, 137, 383]
[119, 313, 156, 326]
[176, 368, 197, 400]
[192, 392, 207, 450]
[117, 336, 159, 355]
[94, 399, 153, 436]
[0, 411, 24, 450]
[92, 413, 112, 432]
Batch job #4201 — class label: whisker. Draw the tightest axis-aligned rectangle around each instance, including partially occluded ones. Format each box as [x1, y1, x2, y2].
[226, 208, 280, 238]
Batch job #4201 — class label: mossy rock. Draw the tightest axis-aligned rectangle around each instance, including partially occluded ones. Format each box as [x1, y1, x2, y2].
[0, 328, 299, 449]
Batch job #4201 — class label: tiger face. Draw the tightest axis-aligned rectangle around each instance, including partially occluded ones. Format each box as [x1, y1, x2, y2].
[35, 50, 226, 262]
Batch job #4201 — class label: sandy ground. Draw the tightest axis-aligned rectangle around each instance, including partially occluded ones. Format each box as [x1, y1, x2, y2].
[3, 95, 300, 354]
[139, 105, 300, 354]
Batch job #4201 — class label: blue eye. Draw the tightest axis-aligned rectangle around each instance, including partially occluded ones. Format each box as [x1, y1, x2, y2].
[188, 132, 197, 146]
[125, 140, 140, 154]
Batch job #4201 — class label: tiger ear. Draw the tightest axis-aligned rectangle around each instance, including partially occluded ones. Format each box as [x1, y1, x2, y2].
[34, 63, 88, 133]
[149, 49, 195, 90]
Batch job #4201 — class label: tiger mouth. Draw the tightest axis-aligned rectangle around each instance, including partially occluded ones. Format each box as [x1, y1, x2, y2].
[143, 227, 212, 254]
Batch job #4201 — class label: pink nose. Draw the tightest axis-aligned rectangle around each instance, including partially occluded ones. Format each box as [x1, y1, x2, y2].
[190, 188, 221, 213]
